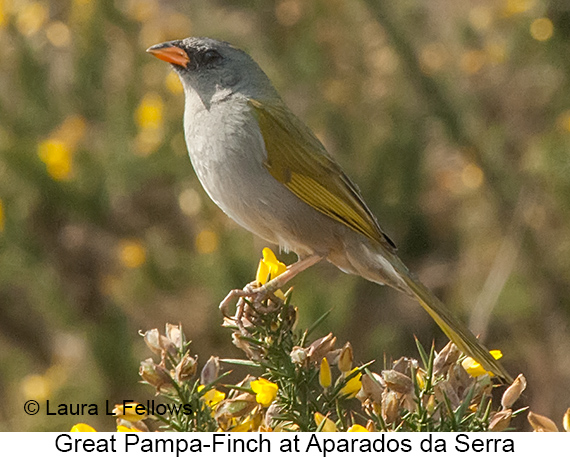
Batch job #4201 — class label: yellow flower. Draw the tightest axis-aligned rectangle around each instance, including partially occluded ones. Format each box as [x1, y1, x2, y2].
[117, 425, 142, 432]
[503, 0, 534, 16]
[136, 92, 164, 130]
[134, 93, 165, 155]
[338, 342, 353, 373]
[231, 414, 262, 432]
[530, 17, 554, 42]
[165, 72, 183, 94]
[16, 2, 47, 36]
[230, 420, 252, 432]
[198, 385, 226, 407]
[37, 139, 73, 181]
[53, 115, 86, 147]
[21, 373, 50, 402]
[314, 412, 337, 432]
[256, 248, 287, 285]
[319, 357, 332, 389]
[340, 368, 362, 398]
[36, 116, 86, 181]
[118, 240, 146, 269]
[347, 424, 369, 432]
[195, 229, 219, 254]
[250, 377, 278, 407]
[70, 423, 96, 432]
[415, 370, 426, 390]
[46, 21, 71, 47]
[462, 350, 503, 377]
[0, 1, 5, 29]
[112, 402, 148, 422]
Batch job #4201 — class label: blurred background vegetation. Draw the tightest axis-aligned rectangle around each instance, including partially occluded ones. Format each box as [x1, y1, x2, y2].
[0, 0, 569, 431]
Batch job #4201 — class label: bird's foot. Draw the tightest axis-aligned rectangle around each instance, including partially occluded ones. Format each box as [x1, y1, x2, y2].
[219, 280, 283, 335]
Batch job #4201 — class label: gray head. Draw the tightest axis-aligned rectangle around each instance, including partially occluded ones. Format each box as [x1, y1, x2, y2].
[147, 37, 280, 105]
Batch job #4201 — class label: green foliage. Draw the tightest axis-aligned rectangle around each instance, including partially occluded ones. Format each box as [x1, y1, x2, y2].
[132, 289, 526, 432]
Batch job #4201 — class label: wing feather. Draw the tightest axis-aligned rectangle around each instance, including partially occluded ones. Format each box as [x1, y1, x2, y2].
[249, 99, 395, 252]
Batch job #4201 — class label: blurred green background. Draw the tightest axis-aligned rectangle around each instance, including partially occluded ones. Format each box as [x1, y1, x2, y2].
[1, 0, 569, 431]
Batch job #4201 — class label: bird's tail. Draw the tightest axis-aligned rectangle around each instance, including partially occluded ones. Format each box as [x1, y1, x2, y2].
[390, 258, 513, 383]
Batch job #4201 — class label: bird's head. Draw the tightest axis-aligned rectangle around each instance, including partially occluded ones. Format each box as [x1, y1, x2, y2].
[147, 37, 279, 105]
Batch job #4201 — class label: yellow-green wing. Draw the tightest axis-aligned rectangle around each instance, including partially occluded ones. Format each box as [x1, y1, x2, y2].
[249, 99, 396, 252]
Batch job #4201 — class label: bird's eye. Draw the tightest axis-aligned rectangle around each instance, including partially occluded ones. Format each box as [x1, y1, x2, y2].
[202, 50, 222, 66]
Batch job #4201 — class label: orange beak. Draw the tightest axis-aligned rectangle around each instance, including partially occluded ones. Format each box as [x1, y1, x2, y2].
[146, 43, 190, 67]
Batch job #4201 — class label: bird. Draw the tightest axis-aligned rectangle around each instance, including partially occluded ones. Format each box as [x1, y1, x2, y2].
[147, 37, 512, 383]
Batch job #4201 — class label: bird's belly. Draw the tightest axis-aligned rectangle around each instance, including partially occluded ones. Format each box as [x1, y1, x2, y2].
[196, 155, 325, 256]
[184, 103, 329, 256]
[193, 148, 284, 237]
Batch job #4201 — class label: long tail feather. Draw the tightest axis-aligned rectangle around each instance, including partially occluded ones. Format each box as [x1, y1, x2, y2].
[394, 263, 513, 383]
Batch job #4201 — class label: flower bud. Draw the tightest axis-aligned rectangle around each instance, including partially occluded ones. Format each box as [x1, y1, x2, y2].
[215, 393, 257, 420]
[360, 372, 384, 403]
[314, 412, 337, 432]
[165, 323, 183, 349]
[338, 342, 353, 374]
[319, 357, 332, 389]
[139, 358, 172, 391]
[290, 346, 307, 365]
[527, 411, 559, 432]
[433, 341, 460, 377]
[382, 370, 413, 394]
[141, 329, 162, 355]
[140, 328, 176, 357]
[392, 357, 417, 375]
[426, 394, 436, 415]
[415, 369, 426, 390]
[200, 356, 220, 386]
[489, 409, 512, 432]
[306, 333, 336, 364]
[382, 390, 401, 424]
[501, 374, 526, 410]
[175, 354, 197, 383]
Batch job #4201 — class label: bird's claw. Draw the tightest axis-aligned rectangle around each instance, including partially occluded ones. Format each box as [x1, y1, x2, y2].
[219, 281, 282, 335]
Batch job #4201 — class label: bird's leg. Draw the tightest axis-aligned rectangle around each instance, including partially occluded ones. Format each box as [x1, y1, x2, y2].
[219, 255, 323, 325]
[262, 254, 323, 294]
